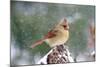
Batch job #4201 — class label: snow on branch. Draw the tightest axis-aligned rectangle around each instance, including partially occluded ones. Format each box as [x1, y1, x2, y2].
[37, 45, 74, 64]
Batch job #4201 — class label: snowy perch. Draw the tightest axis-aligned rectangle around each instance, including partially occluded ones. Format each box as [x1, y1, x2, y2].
[37, 45, 74, 64]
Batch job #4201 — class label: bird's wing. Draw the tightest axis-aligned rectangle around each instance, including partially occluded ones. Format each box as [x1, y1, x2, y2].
[44, 30, 57, 39]
[31, 30, 57, 48]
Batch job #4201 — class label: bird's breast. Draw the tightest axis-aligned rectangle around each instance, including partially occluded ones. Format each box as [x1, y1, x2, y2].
[45, 31, 69, 47]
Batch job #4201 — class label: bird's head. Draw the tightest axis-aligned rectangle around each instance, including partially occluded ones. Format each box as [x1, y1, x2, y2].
[56, 18, 69, 31]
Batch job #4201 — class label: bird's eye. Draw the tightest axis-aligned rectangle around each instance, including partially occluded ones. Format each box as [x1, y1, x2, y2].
[62, 25, 66, 28]
[62, 25, 69, 30]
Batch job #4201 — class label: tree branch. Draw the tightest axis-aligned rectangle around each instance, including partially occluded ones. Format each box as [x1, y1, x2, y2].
[37, 45, 74, 64]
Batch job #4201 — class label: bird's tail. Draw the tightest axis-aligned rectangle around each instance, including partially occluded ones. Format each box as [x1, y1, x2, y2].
[30, 39, 45, 48]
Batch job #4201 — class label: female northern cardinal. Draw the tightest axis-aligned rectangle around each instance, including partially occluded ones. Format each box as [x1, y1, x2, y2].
[31, 18, 69, 48]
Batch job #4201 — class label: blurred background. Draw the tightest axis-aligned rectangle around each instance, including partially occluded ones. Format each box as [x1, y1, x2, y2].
[11, 1, 95, 65]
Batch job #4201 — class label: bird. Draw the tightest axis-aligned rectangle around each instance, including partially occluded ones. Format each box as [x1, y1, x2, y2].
[31, 18, 69, 48]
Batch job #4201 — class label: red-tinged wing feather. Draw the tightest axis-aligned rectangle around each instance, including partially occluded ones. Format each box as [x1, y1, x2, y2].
[31, 30, 56, 48]
[44, 30, 56, 39]
[31, 39, 44, 48]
